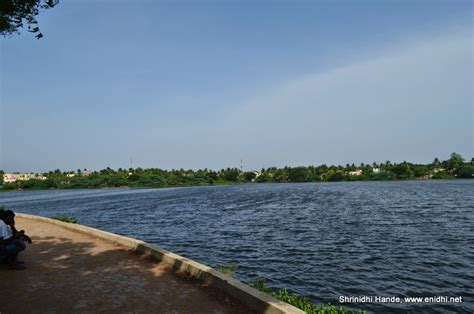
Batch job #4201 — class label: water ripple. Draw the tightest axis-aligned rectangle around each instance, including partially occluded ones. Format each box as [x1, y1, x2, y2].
[1, 180, 473, 313]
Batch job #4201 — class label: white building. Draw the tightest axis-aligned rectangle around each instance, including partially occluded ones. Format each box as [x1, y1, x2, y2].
[3, 173, 28, 183]
[348, 169, 363, 176]
[81, 170, 92, 177]
[3, 173, 47, 183]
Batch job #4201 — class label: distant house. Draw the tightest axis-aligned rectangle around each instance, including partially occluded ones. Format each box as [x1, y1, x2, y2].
[372, 168, 381, 174]
[433, 167, 445, 173]
[66, 173, 76, 178]
[250, 171, 261, 182]
[30, 174, 47, 180]
[81, 170, 92, 177]
[3, 173, 46, 183]
[348, 169, 363, 176]
[3, 174, 27, 183]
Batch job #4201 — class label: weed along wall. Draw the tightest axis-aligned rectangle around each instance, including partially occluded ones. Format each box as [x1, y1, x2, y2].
[17, 213, 304, 314]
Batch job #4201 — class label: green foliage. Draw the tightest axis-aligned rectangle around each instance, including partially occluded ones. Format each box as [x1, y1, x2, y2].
[432, 172, 454, 180]
[446, 152, 465, 170]
[249, 278, 364, 314]
[456, 165, 474, 178]
[1, 153, 471, 192]
[51, 216, 77, 223]
[216, 264, 239, 277]
[288, 167, 309, 182]
[413, 165, 429, 177]
[255, 172, 272, 183]
[327, 170, 345, 182]
[249, 278, 273, 294]
[368, 171, 393, 181]
[390, 163, 413, 180]
[323, 170, 335, 181]
[0, 0, 59, 39]
[221, 168, 240, 182]
[243, 171, 257, 182]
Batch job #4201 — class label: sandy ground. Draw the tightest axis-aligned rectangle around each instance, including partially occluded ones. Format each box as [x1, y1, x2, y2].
[0, 217, 251, 314]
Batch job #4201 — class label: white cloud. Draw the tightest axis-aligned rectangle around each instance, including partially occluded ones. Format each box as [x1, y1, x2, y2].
[215, 29, 473, 167]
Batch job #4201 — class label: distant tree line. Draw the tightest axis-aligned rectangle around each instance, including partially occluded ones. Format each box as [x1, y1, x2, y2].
[1, 153, 473, 191]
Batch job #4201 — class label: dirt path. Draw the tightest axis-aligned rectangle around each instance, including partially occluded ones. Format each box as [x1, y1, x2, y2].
[0, 217, 250, 314]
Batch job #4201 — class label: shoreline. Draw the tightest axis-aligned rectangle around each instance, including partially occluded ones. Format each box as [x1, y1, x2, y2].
[12, 213, 304, 314]
[1, 178, 470, 193]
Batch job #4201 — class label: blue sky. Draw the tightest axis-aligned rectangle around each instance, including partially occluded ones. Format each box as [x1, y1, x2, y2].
[1, 0, 473, 172]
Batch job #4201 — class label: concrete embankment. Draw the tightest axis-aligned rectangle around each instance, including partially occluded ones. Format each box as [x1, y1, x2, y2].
[0, 213, 304, 314]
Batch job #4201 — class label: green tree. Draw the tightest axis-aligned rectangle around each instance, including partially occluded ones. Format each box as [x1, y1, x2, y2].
[327, 170, 345, 181]
[255, 172, 271, 183]
[288, 167, 308, 182]
[457, 165, 474, 179]
[221, 168, 240, 182]
[243, 171, 257, 182]
[432, 171, 453, 179]
[1, 0, 59, 39]
[445, 152, 465, 171]
[391, 163, 413, 179]
[413, 165, 429, 178]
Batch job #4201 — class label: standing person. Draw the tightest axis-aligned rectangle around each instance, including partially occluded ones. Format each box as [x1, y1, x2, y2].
[0, 210, 29, 270]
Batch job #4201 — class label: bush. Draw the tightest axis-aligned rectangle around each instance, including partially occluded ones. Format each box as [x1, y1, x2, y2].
[249, 278, 365, 314]
[288, 167, 309, 182]
[432, 172, 453, 179]
[368, 171, 393, 181]
[457, 165, 474, 178]
[51, 216, 77, 223]
[216, 264, 239, 277]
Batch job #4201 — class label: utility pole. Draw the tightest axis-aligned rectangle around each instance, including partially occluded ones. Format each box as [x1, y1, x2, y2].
[240, 159, 244, 172]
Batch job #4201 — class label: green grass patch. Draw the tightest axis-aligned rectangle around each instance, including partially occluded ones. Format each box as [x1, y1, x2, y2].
[216, 264, 239, 277]
[249, 278, 365, 314]
[51, 216, 77, 223]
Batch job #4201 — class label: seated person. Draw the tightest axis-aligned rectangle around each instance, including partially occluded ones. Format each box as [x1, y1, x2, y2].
[4, 210, 32, 244]
[0, 210, 31, 270]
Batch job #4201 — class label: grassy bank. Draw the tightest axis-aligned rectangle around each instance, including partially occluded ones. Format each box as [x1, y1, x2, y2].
[216, 265, 364, 314]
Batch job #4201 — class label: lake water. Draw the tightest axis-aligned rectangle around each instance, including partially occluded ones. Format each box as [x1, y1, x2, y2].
[1, 180, 473, 313]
